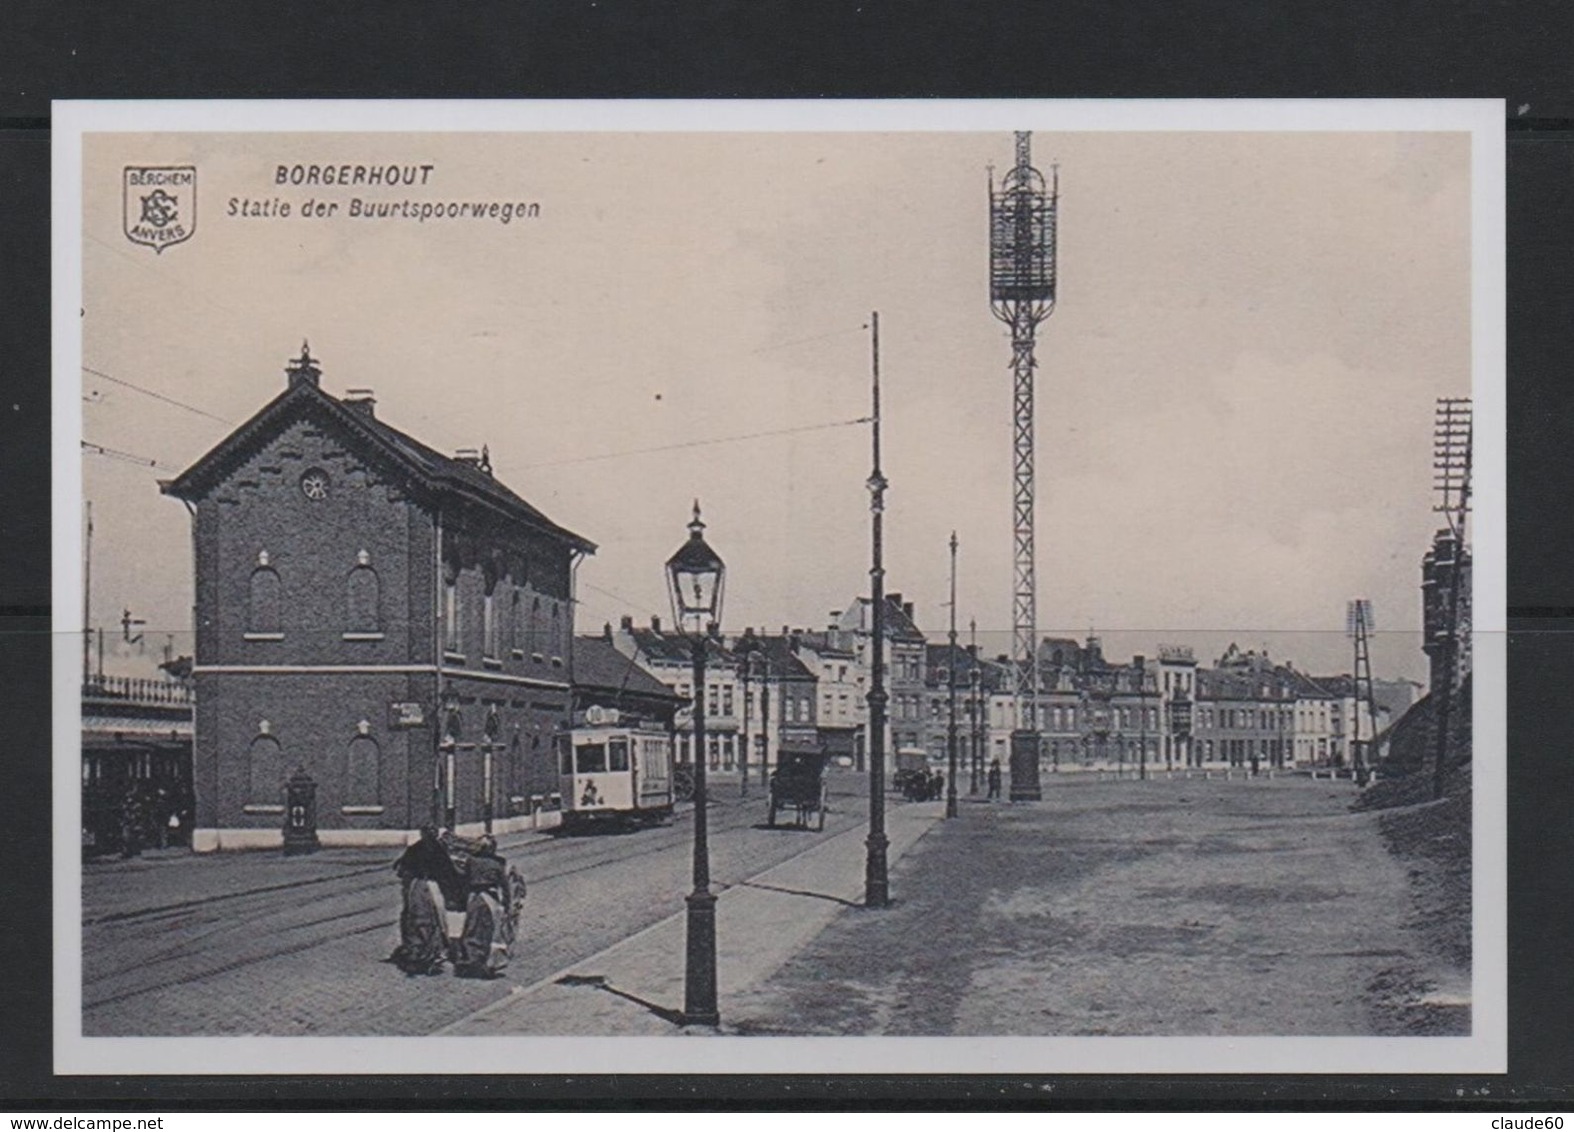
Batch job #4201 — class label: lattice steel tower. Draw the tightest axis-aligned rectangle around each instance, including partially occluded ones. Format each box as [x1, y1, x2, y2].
[1346, 598, 1377, 774]
[989, 131, 1058, 801]
[1430, 396, 1473, 800]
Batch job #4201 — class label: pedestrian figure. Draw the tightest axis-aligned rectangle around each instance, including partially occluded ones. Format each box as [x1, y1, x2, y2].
[987, 759, 1002, 800]
[454, 835, 526, 979]
[1250, 753, 1260, 778]
[118, 785, 144, 858]
[933, 771, 946, 802]
[389, 825, 462, 976]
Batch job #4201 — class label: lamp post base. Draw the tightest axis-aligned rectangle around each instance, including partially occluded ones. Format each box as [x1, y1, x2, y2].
[682, 887, 720, 1027]
[864, 832, 890, 908]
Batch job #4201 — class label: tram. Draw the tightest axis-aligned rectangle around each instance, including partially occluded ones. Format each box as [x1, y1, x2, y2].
[556, 706, 675, 828]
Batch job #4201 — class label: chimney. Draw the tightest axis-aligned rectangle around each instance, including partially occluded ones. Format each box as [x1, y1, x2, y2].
[828, 610, 842, 629]
[343, 388, 376, 418]
[651, 614, 661, 633]
[620, 614, 634, 632]
[1134, 654, 1145, 670]
[887, 592, 903, 608]
[781, 625, 790, 637]
[603, 621, 613, 641]
[285, 341, 321, 389]
[903, 602, 914, 619]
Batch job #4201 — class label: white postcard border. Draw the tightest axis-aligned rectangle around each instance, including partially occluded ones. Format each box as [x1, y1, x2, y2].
[52, 97, 1506, 1077]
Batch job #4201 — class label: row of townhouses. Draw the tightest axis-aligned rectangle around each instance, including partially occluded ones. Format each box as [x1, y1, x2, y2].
[82, 352, 1456, 850]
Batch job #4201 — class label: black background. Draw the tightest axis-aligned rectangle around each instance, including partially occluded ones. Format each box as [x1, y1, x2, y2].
[2, 0, 1571, 1109]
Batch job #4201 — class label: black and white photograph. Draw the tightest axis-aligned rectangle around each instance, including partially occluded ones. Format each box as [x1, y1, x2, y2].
[51, 101, 1505, 1076]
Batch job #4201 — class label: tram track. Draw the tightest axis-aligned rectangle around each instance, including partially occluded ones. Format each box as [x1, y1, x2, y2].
[82, 785, 874, 1023]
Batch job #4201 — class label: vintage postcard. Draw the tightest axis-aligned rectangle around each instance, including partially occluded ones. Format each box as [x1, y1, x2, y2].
[51, 100, 1505, 1075]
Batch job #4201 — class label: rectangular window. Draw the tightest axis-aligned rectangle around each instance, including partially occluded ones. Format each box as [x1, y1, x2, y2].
[608, 738, 630, 772]
[722, 686, 734, 716]
[576, 743, 607, 774]
[708, 685, 719, 716]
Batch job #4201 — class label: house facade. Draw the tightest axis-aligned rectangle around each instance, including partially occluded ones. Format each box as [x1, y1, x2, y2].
[163, 346, 594, 849]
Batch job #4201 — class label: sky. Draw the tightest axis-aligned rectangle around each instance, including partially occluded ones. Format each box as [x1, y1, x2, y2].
[79, 129, 1472, 685]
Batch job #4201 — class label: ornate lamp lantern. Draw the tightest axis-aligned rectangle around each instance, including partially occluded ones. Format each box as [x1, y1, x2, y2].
[664, 500, 725, 1027]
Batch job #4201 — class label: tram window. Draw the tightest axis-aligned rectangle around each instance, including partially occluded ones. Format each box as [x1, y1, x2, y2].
[576, 743, 608, 773]
[609, 738, 630, 772]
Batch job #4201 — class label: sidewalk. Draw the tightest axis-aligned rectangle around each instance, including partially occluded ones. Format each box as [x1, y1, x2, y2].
[440, 800, 943, 1035]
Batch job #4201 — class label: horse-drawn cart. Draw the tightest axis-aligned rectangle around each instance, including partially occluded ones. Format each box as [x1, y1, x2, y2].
[766, 746, 831, 830]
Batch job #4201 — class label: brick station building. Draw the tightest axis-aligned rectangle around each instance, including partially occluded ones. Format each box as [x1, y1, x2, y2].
[162, 345, 594, 850]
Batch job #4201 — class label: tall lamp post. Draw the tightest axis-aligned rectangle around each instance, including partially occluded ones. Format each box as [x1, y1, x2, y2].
[666, 499, 725, 1028]
[1137, 657, 1148, 782]
[737, 631, 755, 799]
[864, 311, 891, 909]
[946, 532, 960, 819]
[968, 617, 981, 795]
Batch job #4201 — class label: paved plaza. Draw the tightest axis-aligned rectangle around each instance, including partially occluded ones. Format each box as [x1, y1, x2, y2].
[79, 771, 1466, 1038]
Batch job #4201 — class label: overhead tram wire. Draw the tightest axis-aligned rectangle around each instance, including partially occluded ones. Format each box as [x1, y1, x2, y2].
[521, 415, 872, 470]
[82, 365, 234, 425]
[81, 440, 170, 469]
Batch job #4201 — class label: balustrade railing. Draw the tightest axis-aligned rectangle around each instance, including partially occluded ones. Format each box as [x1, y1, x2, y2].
[82, 675, 194, 705]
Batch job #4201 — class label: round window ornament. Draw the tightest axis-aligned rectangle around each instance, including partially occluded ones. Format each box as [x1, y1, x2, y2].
[300, 469, 330, 501]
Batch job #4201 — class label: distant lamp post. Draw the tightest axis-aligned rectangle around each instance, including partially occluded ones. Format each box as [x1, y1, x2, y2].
[666, 499, 725, 1028]
[946, 532, 960, 819]
[968, 617, 982, 795]
[1136, 657, 1148, 782]
[737, 632, 755, 799]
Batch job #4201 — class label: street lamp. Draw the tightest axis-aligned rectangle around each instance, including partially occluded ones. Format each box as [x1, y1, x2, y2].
[666, 499, 725, 1028]
[946, 532, 960, 819]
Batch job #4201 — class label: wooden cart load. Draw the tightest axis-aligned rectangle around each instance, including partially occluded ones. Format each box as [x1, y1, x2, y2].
[766, 746, 832, 830]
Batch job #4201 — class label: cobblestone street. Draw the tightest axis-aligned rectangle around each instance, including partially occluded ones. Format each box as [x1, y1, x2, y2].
[81, 771, 885, 1036]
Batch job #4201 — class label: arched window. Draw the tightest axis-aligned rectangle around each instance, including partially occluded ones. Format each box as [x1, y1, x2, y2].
[508, 590, 521, 657]
[528, 596, 544, 658]
[248, 564, 282, 636]
[482, 568, 500, 661]
[247, 733, 284, 804]
[345, 732, 381, 808]
[347, 551, 380, 634]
